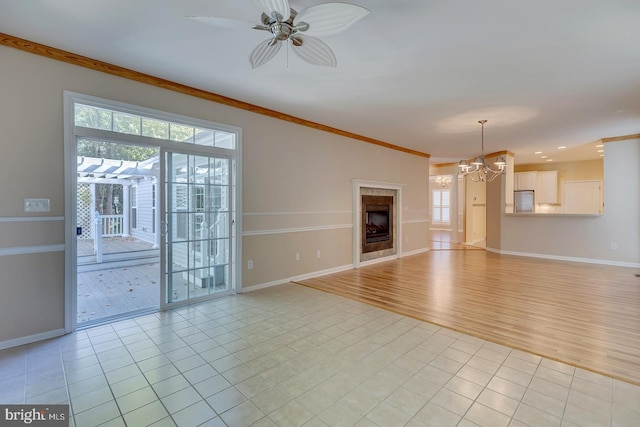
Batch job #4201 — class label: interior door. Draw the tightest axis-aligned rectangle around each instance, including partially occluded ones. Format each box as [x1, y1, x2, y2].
[162, 150, 233, 306]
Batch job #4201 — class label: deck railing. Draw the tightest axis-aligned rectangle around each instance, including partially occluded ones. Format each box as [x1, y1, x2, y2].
[100, 215, 124, 237]
[93, 212, 125, 262]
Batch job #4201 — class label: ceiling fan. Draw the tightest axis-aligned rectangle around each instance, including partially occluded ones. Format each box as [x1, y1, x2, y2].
[189, 0, 369, 69]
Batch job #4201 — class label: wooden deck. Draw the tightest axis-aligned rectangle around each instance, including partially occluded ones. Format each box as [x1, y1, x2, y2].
[77, 236, 156, 257]
[296, 250, 640, 385]
[77, 237, 159, 324]
[77, 262, 159, 324]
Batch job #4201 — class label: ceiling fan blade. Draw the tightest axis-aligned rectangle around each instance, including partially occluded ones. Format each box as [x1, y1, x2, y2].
[254, 0, 290, 21]
[186, 16, 252, 30]
[291, 35, 337, 67]
[249, 38, 282, 68]
[294, 3, 369, 36]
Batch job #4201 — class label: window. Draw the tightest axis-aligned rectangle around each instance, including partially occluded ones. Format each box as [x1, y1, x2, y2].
[74, 103, 236, 149]
[130, 186, 138, 229]
[432, 189, 451, 225]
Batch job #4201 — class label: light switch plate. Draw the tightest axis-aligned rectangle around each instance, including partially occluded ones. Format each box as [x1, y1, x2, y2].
[24, 198, 50, 212]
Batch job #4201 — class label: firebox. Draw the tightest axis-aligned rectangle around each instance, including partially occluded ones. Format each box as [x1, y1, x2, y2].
[365, 206, 390, 243]
[362, 195, 394, 253]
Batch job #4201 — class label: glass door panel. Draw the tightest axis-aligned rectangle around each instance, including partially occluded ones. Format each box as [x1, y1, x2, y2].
[164, 151, 232, 305]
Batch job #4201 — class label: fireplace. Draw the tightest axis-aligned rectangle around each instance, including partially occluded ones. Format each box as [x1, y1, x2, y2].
[365, 206, 390, 243]
[362, 195, 394, 253]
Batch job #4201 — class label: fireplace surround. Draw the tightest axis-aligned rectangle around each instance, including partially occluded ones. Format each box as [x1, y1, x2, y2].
[353, 181, 401, 264]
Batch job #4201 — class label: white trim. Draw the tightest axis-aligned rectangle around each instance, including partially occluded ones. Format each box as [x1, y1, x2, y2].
[243, 211, 352, 216]
[0, 329, 66, 351]
[401, 248, 430, 257]
[352, 179, 405, 190]
[486, 247, 640, 268]
[357, 254, 400, 268]
[0, 244, 65, 257]
[234, 134, 243, 294]
[404, 219, 429, 224]
[0, 216, 64, 222]
[240, 264, 354, 293]
[64, 91, 76, 333]
[243, 224, 352, 237]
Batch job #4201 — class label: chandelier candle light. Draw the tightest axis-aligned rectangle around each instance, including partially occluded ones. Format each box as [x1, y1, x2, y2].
[458, 120, 506, 182]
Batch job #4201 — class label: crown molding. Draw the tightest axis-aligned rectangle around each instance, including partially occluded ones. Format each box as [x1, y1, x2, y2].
[601, 133, 640, 143]
[0, 32, 430, 159]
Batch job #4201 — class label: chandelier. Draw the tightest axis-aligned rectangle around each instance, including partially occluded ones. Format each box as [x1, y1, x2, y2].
[435, 175, 452, 187]
[458, 120, 506, 182]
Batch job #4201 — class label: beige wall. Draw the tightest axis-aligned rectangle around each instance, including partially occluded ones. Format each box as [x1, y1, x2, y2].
[243, 116, 430, 287]
[0, 45, 430, 346]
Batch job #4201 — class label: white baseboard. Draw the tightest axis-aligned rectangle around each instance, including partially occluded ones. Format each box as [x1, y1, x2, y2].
[358, 255, 400, 268]
[486, 247, 640, 268]
[0, 328, 66, 351]
[401, 248, 430, 257]
[240, 264, 354, 293]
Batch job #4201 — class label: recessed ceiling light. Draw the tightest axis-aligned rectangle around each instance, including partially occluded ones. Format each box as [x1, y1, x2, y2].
[534, 151, 542, 154]
[596, 144, 604, 148]
[597, 149, 604, 153]
[600, 154, 604, 157]
[541, 155, 548, 158]
[546, 159, 553, 162]
[557, 146, 566, 149]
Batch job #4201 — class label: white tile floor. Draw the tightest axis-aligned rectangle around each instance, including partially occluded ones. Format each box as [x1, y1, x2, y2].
[1, 283, 639, 427]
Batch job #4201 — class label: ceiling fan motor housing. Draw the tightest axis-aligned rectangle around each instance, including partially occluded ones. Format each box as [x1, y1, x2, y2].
[260, 9, 303, 41]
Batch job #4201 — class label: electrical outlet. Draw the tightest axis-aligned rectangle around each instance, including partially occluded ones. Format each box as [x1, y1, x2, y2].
[24, 198, 50, 212]
[247, 260, 253, 269]
[316, 250, 321, 258]
[295, 253, 300, 261]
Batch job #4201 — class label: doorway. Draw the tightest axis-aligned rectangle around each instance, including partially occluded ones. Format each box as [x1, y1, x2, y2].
[76, 140, 160, 326]
[65, 92, 241, 331]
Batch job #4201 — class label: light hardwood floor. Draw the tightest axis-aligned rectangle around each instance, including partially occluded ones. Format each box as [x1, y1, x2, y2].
[296, 250, 640, 386]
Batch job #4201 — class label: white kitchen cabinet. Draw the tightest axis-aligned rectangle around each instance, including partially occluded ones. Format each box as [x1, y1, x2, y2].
[536, 170, 558, 203]
[514, 172, 537, 191]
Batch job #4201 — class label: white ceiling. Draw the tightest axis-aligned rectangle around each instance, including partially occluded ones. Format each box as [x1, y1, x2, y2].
[2, 0, 640, 164]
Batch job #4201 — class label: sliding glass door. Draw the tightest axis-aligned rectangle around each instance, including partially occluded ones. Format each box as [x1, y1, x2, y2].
[163, 150, 233, 306]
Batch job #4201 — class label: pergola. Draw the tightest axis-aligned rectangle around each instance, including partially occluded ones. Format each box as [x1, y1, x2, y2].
[77, 155, 159, 243]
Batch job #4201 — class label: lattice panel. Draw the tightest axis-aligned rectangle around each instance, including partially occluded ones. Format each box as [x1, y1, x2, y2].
[77, 184, 93, 240]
